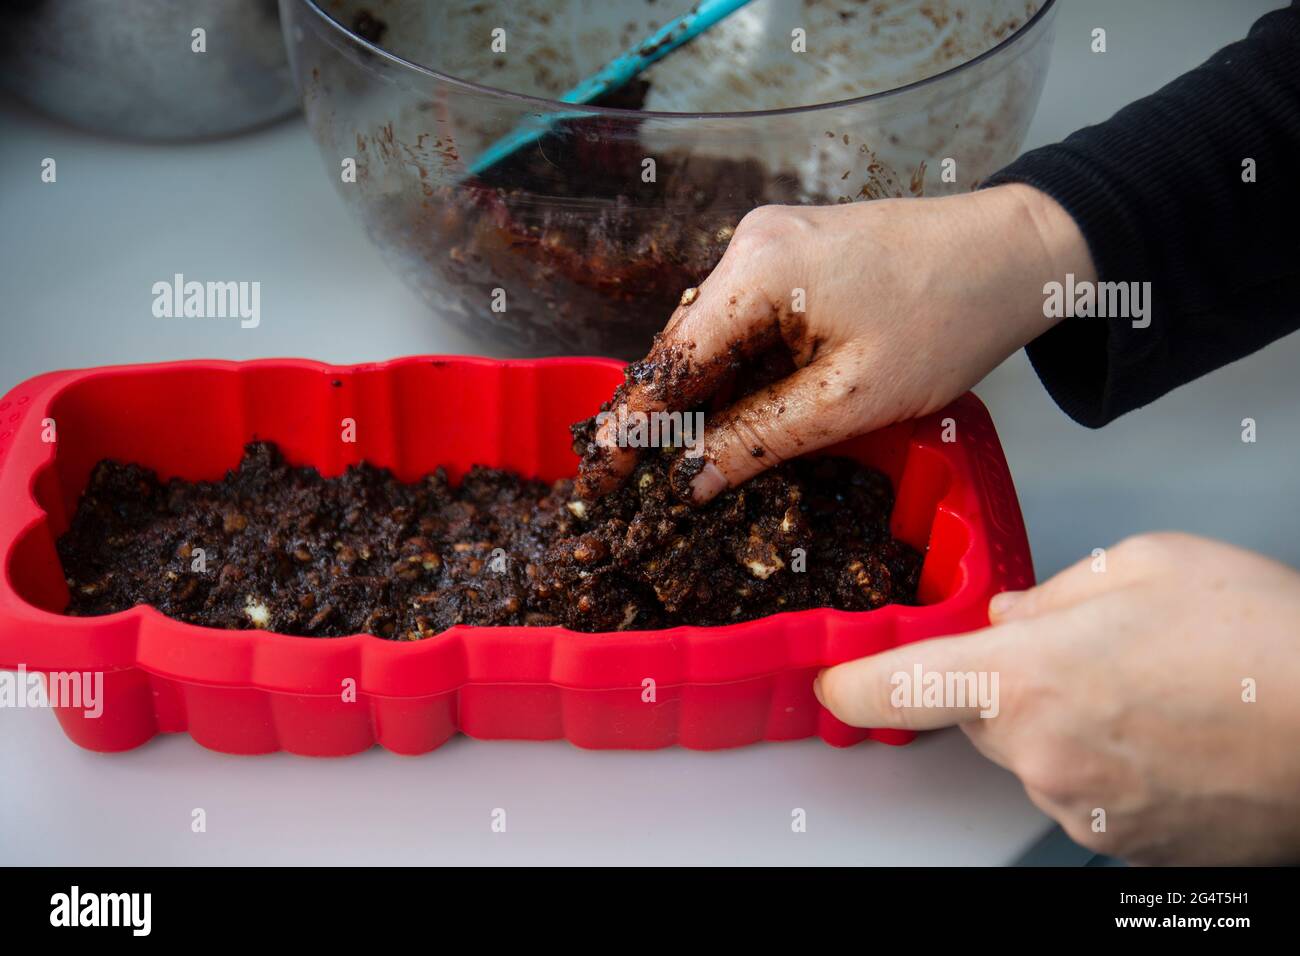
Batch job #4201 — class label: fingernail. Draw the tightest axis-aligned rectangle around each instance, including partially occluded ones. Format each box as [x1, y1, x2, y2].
[813, 670, 827, 707]
[988, 590, 1023, 619]
[688, 461, 727, 503]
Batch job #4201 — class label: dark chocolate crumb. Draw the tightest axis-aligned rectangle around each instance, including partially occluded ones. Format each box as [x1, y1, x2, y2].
[58, 441, 921, 638]
[350, 10, 387, 44]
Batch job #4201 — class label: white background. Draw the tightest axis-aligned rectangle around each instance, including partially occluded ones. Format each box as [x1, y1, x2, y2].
[1, 0, 1292, 865]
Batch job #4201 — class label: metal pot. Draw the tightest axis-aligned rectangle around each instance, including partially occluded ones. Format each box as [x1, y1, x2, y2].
[1, 0, 298, 140]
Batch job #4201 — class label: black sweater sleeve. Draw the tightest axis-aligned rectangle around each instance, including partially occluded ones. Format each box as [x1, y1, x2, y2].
[983, 2, 1300, 428]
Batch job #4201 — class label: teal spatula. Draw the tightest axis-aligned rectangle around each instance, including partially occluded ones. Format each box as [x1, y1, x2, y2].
[468, 0, 755, 178]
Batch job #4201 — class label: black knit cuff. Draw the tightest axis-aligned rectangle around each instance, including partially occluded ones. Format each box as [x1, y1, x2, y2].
[981, 142, 1155, 429]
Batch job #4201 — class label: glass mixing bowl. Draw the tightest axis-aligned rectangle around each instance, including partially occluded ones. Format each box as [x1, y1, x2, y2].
[281, 0, 1058, 358]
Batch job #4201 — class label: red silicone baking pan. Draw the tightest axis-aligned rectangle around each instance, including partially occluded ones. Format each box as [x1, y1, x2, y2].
[0, 356, 1032, 756]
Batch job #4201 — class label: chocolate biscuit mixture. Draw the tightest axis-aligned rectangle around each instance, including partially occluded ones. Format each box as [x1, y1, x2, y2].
[398, 80, 808, 357]
[58, 440, 921, 637]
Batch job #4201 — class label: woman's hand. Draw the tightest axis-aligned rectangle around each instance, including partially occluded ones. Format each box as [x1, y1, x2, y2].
[816, 532, 1300, 865]
[577, 183, 1093, 501]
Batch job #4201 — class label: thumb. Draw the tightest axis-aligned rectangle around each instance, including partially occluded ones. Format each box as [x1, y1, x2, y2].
[814, 625, 1019, 730]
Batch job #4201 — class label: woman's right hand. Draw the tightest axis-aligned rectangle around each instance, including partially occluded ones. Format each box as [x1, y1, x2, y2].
[576, 183, 1094, 502]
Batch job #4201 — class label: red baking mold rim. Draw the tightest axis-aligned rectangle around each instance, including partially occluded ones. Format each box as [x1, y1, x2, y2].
[0, 356, 1033, 755]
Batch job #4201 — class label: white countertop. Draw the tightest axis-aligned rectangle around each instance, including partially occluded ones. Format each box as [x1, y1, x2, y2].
[1, 0, 1292, 866]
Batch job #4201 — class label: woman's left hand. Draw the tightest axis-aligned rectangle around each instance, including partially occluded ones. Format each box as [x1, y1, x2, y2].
[815, 532, 1300, 865]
